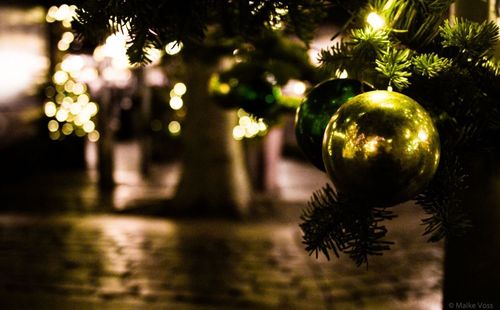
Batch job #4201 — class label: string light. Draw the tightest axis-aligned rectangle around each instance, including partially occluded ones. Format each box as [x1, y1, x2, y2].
[366, 12, 385, 30]
[232, 110, 268, 140]
[165, 41, 183, 55]
[44, 5, 99, 141]
[169, 96, 183, 110]
[168, 121, 181, 135]
[173, 82, 187, 96]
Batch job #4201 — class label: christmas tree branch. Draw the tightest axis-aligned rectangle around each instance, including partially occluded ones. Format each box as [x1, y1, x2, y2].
[300, 184, 396, 266]
[375, 47, 412, 89]
[415, 155, 471, 242]
[440, 18, 500, 61]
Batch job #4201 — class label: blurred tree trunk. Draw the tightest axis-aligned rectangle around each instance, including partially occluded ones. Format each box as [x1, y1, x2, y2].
[96, 87, 115, 188]
[172, 59, 251, 217]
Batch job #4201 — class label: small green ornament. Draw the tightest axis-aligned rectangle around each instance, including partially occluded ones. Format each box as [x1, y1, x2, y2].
[295, 79, 366, 171]
[322, 90, 440, 205]
[210, 72, 281, 119]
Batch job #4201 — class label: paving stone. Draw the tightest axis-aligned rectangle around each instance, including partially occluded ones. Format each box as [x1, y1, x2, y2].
[0, 154, 443, 309]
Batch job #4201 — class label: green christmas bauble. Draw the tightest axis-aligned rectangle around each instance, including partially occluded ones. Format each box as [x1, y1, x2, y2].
[210, 73, 281, 118]
[322, 90, 440, 205]
[295, 79, 366, 171]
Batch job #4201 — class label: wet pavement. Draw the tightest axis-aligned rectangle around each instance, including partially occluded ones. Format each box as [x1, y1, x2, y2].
[0, 142, 443, 309]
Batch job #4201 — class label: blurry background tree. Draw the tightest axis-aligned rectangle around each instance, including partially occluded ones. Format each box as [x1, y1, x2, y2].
[73, 0, 328, 216]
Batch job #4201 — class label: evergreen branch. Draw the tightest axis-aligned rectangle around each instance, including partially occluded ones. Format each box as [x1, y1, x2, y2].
[318, 41, 352, 75]
[350, 27, 391, 62]
[375, 47, 412, 89]
[415, 155, 471, 242]
[440, 18, 500, 60]
[75, 0, 329, 65]
[483, 58, 500, 76]
[366, 0, 452, 49]
[412, 53, 452, 78]
[300, 184, 396, 266]
[426, 0, 456, 12]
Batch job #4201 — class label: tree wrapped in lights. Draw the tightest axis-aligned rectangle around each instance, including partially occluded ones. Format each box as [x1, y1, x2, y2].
[44, 4, 99, 142]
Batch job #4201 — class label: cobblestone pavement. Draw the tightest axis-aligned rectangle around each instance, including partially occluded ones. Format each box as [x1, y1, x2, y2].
[0, 207, 442, 310]
[0, 143, 443, 309]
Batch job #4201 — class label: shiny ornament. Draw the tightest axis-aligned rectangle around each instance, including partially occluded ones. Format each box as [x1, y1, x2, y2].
[210, 73, 281, 118]
[295, 79, 367, 171]
[322, 90, 440, 205]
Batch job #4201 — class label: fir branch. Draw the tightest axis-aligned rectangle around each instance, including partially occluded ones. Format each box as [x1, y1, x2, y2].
[440, 18, 500, 60]
[366, 0, 452, 49]
[375, 47, 412, 89]
[483, 58, 500, 76]
[318, 41, 352, 75]
[300, 184, 396, 266]
[75, 0, 329, 65]
[415, 155, 471, 242]
[412, 53, 452, 78]
[350, 27, 391, 62]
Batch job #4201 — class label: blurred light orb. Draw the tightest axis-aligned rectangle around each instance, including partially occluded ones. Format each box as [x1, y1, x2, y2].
[232, 125, 245, 140]
[173, 82, 187, 96]
[47, 120, 59, 132]
[88, 130, 100, 142]
[169, 96, 183, 110]
[168, 121, 181, 135]
[61, 55, 84, 73]
[57, 40, 70, 51]
[165, 41, 183, 55]
[55, 109, 69, 122]
[62, 123, 74, 135]
[146, 48, 163, 65]
[44, 102, 57, 117]
[53, 71, 69, 85]
[61, 31, 74, 43]
[367, 12, 385, 30]
[83, 121, 95, 133]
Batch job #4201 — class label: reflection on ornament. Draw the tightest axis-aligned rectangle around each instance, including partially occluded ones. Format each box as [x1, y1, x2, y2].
[295, 79, 367, 171]
[322, 90, 440, 205]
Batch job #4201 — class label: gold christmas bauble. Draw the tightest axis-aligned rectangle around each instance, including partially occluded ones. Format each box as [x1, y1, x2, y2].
[322, 90, 440, 205]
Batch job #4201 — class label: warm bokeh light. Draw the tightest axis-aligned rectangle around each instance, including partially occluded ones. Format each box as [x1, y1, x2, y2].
[165, 41, 183, 55]
[43, 5, 100, 140]
[168, 121, 181, 135]
[53, 70, 69, 85]
[61, 123, 74, 135]
[233, 111, 268, 140]
[83, 121, 95, 133]
[367, 12, 385, 30]
[55, 109, 69, 122]
[282, 79, 307, 97]
[169, 96, 183, 110]
[173, 82, 187, 96]
[44, 102, 57, 117]
[88, 130, 100, 142]
[232, 125, 245, 140]
[0, 7, 49, 103]
[46, 4, 77, 23]
[48, 120, 59, 132]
